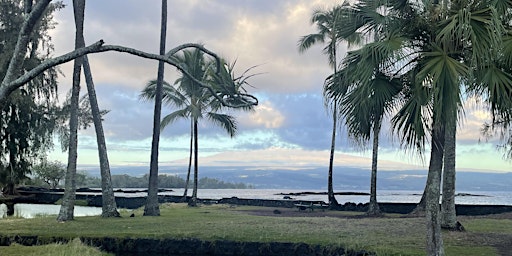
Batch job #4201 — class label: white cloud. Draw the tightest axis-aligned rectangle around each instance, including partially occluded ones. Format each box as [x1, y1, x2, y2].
[238, 101, 285, 129]
[42, 0, 511, 173]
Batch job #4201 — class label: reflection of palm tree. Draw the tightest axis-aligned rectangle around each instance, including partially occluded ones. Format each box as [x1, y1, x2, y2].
[298, 6, 343, 209]
[141, 49, 255, 206]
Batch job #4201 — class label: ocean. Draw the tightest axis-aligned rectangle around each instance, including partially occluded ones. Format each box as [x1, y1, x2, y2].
[2, 189, 511, 218]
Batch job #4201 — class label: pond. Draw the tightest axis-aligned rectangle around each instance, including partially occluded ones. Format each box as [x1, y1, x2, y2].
[0, 203, 102, 219]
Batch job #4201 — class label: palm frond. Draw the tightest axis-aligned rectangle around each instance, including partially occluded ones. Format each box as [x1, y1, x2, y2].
[298, 34, 325, 53]
[206, 112, 237, 137]
[160, 108, 189, 130]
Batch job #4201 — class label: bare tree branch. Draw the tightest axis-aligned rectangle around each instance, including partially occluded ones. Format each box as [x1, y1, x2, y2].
[1, 0, 52, 94]
[2, 41, 258, 108]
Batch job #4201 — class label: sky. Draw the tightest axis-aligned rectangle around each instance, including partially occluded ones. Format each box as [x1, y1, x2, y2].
[45, 0, 511, 173]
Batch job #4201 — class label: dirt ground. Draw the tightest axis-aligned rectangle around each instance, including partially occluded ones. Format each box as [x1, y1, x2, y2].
[236, 207, 512, 255]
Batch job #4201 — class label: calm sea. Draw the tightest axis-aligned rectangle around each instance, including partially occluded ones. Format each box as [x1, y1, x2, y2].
[2, 189, 511, 218]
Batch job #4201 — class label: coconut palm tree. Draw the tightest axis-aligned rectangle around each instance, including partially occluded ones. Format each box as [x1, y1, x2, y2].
[298, 6, 344, 209]
[57, 0, 85, 222]
[144, 0, 167, 217]
[141, 49, 256, 207]
[82, 56, 120, 218]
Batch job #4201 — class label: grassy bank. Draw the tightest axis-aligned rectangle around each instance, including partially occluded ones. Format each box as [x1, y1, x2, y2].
[0, 203, 510, 255]
[0, 238, 111, 256]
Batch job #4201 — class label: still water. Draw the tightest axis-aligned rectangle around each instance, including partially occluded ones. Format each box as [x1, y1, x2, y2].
[1, 189, 511, 219]
[0, 203, 102, 219]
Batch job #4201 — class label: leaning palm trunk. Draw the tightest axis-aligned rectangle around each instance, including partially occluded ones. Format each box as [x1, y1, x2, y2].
[82, 56, 120, 217]
[367, 118, 382, 216]
[411, 168, 442, 216]
[189, 119, 199, 207]
[182, 120, 193, 202]
[327, 102, 341, 209]
[57, 0, 84, 222]
[144, 0, 167, 216]
[441, 112, 457, 229]
[425, 123, 445, 256]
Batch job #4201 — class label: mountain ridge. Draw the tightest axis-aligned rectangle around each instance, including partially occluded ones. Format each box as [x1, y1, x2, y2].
[79, 165, 512, 191]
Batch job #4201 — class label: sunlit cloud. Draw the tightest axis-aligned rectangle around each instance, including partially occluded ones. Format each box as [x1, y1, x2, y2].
[238, 101, 285, 129]
[43, 0, 511, 173]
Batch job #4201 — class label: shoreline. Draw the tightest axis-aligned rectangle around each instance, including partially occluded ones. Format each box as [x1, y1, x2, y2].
[2, 187, 512, 216]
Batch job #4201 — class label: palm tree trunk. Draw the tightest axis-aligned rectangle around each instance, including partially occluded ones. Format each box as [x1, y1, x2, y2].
[412, 168, 443, 216]
[328, 102, 341, 209]
[182, 120, 193, 202]
[57, 0, 85, 222]
[189, 119, 199, 207]
[367, 118, 381, 216]
[144, 0, 167, 216]
[425, 122, 445, 256]
[82, 56, 119, 218]
[441, 112, 458, 229]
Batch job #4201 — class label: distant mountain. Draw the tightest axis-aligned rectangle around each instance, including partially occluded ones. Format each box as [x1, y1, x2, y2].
[80, 165, 512, 191]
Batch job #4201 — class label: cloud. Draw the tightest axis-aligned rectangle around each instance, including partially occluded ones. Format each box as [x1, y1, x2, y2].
[238, 101, 285, 129]
[43, 0, 511, 173]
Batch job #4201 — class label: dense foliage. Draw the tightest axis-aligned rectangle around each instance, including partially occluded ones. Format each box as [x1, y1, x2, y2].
[60, 173, 252, 189]
[0, 0, 64, 195]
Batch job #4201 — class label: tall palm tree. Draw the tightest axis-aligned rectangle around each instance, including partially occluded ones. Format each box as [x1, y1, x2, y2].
[141, 49, 255, 207]
[331, 0, 508, 254]
[478, 3, 512, 159]
[324, 1, 404, 216]
[57, 0, 119, 218]
[57, 0, 85, 222]
[181, 119, 193, 201]
[328, 70, 402, 216]
[82, 56, 120, 218]
[144, 0, 167, 217]
[298, 6, 344, 209]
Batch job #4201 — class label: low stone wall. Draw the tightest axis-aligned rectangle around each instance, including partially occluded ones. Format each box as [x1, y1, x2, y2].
[0, 235, 374, 256]
[10, 188, 512, 216]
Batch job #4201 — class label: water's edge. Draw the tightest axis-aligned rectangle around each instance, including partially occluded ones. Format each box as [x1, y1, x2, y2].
[4, 189, 512, 216]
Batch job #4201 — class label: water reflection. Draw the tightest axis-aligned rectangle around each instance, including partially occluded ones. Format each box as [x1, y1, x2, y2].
[0, 203, 102, 219]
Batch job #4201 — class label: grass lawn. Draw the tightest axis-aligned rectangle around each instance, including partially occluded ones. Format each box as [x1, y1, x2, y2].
[0, 203, 510, 255]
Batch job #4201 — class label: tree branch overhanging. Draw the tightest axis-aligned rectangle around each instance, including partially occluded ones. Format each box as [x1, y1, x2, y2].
[1, 41, 258, 109]
[1, 0, 52, 94]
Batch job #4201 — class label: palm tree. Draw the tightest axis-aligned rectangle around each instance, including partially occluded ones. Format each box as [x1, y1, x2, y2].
[144, 0, 167, 217]
[331, 0, 508, 254]
[141, 49, 256, 207]
[480, 8, 512, 162]
[328, 70, 402, 216]
[57, 0, 85, 222]
[181, 119, 193, 201]
[298, 6, 344, 209]
[324, 1, 405, 216]
[82, 56, 120, 218]
[50, 0, 118, 219]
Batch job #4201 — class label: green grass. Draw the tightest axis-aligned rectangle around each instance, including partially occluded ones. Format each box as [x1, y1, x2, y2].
[0, 203, 506, 255]
[0, 238, 112, 256]
[463, 218, 512, 234]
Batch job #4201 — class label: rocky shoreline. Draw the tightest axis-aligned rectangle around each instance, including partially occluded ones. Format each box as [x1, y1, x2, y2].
[2, 187, 510, 216]
[2, 188, 512, 255]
